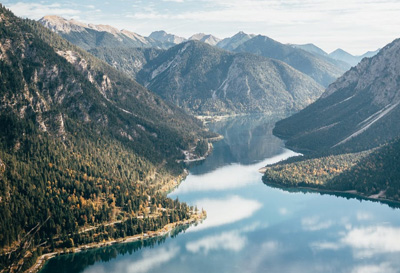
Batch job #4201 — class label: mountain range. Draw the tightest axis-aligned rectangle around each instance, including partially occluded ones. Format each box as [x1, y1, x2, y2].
[39, 15, 168, 50]
[233, 35, 347, 87]
[329, 48, 380, 67]
[292, 44, 379, 67]
[40, 17, 327, 115]
[136, 41, 324, 115]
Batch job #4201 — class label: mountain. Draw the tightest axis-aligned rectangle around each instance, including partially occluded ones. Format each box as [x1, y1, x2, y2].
[189, 33, 221, 46]
[234, 35, 345, 87]
[136, 41, 324, 115]
[149, 30, 186, 45]
[217, 31, 256, 51]
[88, 47, 163, 79]
[39, 15, 166, 50]
[0, 5, 213, 266]
[273, 38, 400, 153]
[329, 48, 360, 66]
[329, 48, 380, 67]
[290, 43, 328, 57]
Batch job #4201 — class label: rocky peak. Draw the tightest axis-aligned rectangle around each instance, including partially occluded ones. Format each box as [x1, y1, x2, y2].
[39, 15, 87, 33]
[323, 38, 400, 107]
[149, 30, 186, 44]
[189, 33, 221, 46]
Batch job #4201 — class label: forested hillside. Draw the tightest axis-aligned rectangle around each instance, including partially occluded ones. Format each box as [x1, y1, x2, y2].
[263, 137, 400, 201]
[0, 6, 213, 271]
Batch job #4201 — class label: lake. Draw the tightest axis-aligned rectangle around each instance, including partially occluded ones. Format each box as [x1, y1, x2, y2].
[40, 115, 400, 273]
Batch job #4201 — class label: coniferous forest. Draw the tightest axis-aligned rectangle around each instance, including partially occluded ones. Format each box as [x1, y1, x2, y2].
[0, 5, 213, 272]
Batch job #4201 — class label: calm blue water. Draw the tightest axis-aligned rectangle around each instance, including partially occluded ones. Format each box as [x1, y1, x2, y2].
[40, 115, 400, 273]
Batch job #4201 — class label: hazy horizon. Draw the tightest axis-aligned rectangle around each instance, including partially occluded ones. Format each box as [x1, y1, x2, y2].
[4, 0, 400, 55]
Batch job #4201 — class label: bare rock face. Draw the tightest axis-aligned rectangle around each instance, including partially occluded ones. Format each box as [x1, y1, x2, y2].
[274, 38, 400, 153]
[323, 40, 400, 107]
[189, 33, 221, 46]
[149, 30, 187, 45]
[39, 15, 166, 50]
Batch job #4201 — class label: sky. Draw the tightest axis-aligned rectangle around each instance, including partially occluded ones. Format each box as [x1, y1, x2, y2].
[3, 0, 400, 55]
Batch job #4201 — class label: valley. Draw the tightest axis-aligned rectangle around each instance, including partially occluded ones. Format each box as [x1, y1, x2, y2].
[1, 1, 400, 273]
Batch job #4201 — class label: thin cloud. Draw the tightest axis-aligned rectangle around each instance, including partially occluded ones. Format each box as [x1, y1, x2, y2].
[8, 2, 81, 19]
[6, 0, 400, 54]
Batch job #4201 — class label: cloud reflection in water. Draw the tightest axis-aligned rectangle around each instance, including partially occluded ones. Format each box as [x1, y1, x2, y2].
[311, 225, 400, 259]
[187, 195, 262, 232]
[173, 149, 299, 194]
[186, 230, 247, 254]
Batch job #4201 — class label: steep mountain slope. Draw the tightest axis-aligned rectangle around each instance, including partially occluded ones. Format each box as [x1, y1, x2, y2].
[88, 47, 163, 79]
[273, 38, 400, 153]
[234, 35, 345, 87]
[0, 6, 212, 264]
[329, 48, 380, 67]
[137, 41, 324, 115]
[189, 33, 221, 46]
[39, 15, 166, 50]
[217, 31, 256, 51]
[149, 30, 186, 45]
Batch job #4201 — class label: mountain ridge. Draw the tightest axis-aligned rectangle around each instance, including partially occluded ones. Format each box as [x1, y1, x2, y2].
[39, 15, 167, 50]
[234, 35, 346, 87]
[136, 40, 324, 115]
[273, 38, 400, 153]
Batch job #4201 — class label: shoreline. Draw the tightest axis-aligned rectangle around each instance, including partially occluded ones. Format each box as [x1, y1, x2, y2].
[24, 164, 208, 273]
[26, 212, 206, 273]
[24, 138, 216, 273]
[263, 180, 400, 207]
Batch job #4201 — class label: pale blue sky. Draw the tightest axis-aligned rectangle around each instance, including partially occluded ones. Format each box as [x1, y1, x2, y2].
[4, 0, 400, 55]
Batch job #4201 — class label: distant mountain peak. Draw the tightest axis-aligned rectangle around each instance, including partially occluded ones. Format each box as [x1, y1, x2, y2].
[40, 15, 122, 37]
[39, 15, 170, 50]
[189, 33, 221, 46]
[217, 31, 256, 51]
[149, 30, 186, 45]
[330, 48, 352, 56]
[39, 15, 87, 33]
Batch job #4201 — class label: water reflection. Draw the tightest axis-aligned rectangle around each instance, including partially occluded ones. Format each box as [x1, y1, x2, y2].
[327, 225, 400, 258]
[301, 216, 334, 231]
[175, 149, 297, 194]
[186, 230, 247, 254]
[189, 115, 286, 175]
[38, 115, 400, 273]
[186, 196, 262, 232]
[40, 227, 188, 273]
